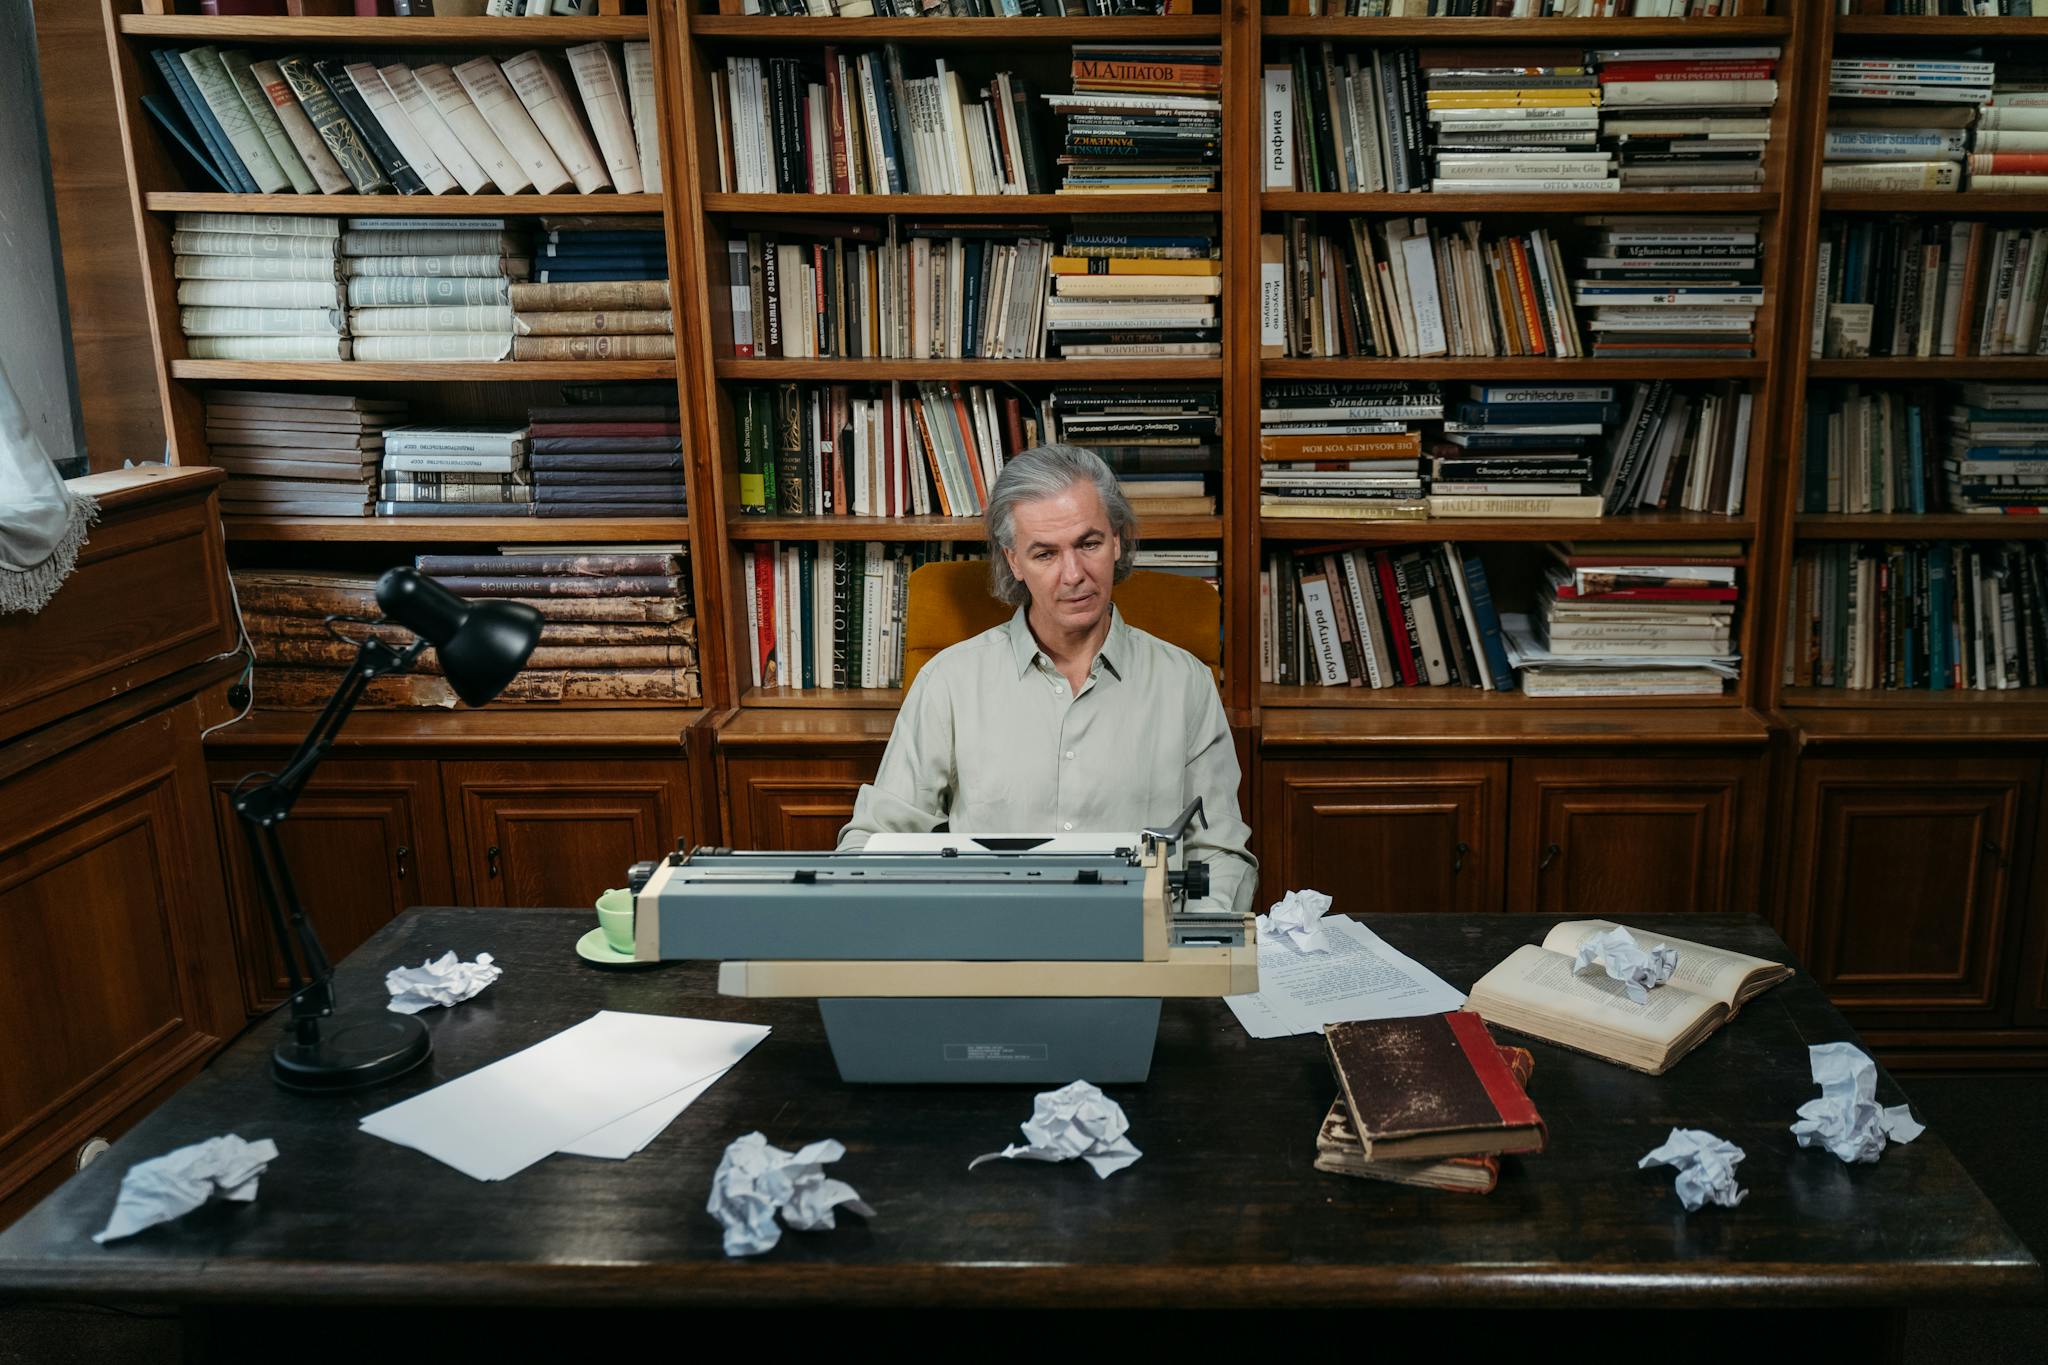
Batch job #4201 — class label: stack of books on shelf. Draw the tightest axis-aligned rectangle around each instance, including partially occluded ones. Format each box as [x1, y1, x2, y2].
[1259, 381, 1438, 522]
[378, 423, 532, 518]
[1836, 2, 2033, 14]
[1787, 541, 2047, 692]
[1425, 47, 1614, 194]
[512, 217, 675, 360]
[1260, 542, 1516, 691]
[1946, 382, 2048, 514]
[1314, 1015, 1544, 1197]
[1501, 539, 1741, 698]
[1048, 385, 1220, 516]
[1800, 384, 1940, 514]
[233, 553, 699, 708]
[733, 0, 1194, 12]
[1823, 56, 1991, 193]
[344, 220, 522, 362]
[527, 383, 687, 517]
[1318, 1, 1768, 12]
[1133, 547, 1220, 589]
[207, 388, 407, 518]
[144, 43, 656, 198]
[1263, 217, 1583, 359]
[1596, 44, 1778, 190]
[712, 50, 1048, 196]
[728, 219, 1055, 360]
[1597, 379, 1752, 514]
[1811, 218, 2048, 358]
[1047, 46, 1221, 194]
[1430, 384, 1606, 520]
[1049, 217, 1217, 357]
[1578, 215, 1762, 358]
[175, 214, 348, 362]
[1972, 61, 2048, 193]
[736, 381, 1033, 517]
[739, 542, 983, 692]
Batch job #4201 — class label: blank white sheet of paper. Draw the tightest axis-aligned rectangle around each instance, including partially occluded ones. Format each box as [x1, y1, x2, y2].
[557, 1069, 728, 1160]
[1225, 917, 1466, 1039]
[360, 1011, 770, 1180]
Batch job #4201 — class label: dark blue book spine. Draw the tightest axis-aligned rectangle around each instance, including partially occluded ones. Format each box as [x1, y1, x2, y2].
[154, 49, 257, 193]
[961, 239, 984, 357]
[1803, 392, 1831, 513]
[1452, 401, 1621, 426]
[140, 94, 233, 192]
[867, 54, 907, 194]
[1461, 553, 1518, 693]
[799, 543, 816, 689]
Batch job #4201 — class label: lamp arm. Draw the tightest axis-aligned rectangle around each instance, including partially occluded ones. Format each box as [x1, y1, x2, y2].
[237, 629, 426, 825]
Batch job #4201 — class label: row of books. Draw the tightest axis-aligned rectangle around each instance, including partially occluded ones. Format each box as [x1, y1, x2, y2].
[1509, 540, 1739, 696]
[235, 554, 700, 709]
[1053, 45, 1220, 194]
[742, 541, 976, 691]
[1800, 382, 2048, 516]
[1785, 541, 2047, 691]
[146, 43, 657, 197]
[1261, 541, 1517, 691]
[198, 2, 606, 13]
[1263, 214, 1761, 360]
[1316, 1, 1767, 13]
[733, 0, 1194, 13]
[1811, 219, 2048, 359]
[1263, 43, 1779, 195]
[1821, 59, 2048, 192]
[732, 382, 1220, 518]
[1837, 2, 2033, 13]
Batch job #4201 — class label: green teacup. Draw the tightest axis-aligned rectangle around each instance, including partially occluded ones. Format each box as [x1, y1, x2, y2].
[596, 888, 634, 956]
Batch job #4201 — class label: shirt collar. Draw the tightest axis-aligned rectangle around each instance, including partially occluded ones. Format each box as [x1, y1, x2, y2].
[1006, 604, 1129, 682]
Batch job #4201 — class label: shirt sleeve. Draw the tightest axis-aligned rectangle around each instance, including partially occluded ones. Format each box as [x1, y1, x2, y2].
[1182, 666, 1258, 916]
[836, 665, 956, 851]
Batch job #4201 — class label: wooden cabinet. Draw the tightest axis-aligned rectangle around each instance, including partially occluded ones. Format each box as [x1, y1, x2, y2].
[209, 757, 452, 1014]
[1507, 756, 1760, 918]
[1785, 755, 2036, 1031]
[1260, 759, 1506, 916]
[723, 754, 879, 851]
[442, 759, 694, 907]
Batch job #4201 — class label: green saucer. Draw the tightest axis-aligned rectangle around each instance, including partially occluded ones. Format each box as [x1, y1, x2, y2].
[575, 926, 658, 968]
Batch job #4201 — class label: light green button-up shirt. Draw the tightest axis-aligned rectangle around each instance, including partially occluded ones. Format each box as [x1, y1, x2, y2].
[836, 604, 1258, 915]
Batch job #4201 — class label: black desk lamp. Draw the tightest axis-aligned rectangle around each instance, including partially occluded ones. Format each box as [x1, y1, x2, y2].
[233, 567, 543, 1093]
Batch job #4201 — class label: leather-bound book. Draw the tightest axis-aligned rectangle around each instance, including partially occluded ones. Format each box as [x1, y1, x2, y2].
[1315, 1043, 1536, 1194]
[1323, 1013, 1547, 1162]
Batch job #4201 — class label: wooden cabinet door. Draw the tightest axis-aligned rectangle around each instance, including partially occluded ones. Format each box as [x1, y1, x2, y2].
[209, 757, 452, 1015]
[1785, 756, 2034, 1030]
[442, 759, 693, 907]
[723, 754, 880, 851]
[1508, 755, 1760, 918]
[1260, 759, 1507, 916]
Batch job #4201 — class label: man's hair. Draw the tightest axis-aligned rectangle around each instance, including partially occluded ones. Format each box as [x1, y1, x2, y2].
[984, 443, 1139, 608]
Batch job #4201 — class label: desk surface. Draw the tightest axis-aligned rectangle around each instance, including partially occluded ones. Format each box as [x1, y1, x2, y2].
[0, 910, 2037, 1311]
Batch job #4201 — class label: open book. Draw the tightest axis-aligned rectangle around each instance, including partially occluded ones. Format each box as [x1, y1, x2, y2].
[1464, 919, 1792, 1075]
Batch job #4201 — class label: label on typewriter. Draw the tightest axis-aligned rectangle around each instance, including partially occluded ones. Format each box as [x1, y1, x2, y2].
[944, 1043, 1051, 1063]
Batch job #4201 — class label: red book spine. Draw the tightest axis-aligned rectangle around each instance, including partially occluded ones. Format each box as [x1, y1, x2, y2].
[754, 548, 777, 687]
[1374, 550, 1420, 686]
[1597, 63, 1776, 82]
[824, 47, 850, 196]
[1446, 1012, 1544, 1137]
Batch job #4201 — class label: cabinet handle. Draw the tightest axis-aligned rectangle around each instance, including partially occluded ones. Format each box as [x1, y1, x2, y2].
[1539, 841, 1561, 872]
[1452, 841, 1469, 875]
[487, 844, 502, 879]
[395, 845, 410, 880]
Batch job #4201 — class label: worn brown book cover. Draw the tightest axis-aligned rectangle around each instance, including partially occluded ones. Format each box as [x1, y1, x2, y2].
[1315, 1044, 1535, 1193]
[1324, 1013, 1547, 1162]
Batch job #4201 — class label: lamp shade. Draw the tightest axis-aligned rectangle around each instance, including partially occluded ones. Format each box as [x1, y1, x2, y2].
[376, 567, 543, 707]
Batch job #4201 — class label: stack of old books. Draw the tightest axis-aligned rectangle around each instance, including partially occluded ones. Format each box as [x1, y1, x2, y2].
[1047, 384, 1219, 517]
[174, 212, 347, 361]
[1045, 217, 1220, 358]
[1046, 46, 1221, 194]
[1258, 380, 1438, 521]
[207, 388, 406, 519]
[1576, 216, 1763, 360]
[1315, 1013, 1546, 1195]
[344, 219, 525, 363]
[1500, 539, 1742, 698]
[1823, 55, 1991, 192]
[377, 423, 532, 518]
[1428, 384, 1606, 520]
[1947, 382, 2048, 515]
[527, 382, 685, 518]
[1424, 46, 1614, 193]
[512, 218, 675, 361]
[1597, 44, 1779, 190]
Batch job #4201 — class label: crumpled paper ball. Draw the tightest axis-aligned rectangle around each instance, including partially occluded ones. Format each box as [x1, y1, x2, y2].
[93, 1135, 280, 1244]
[1638, 1127, 1747, 1212]
[1255, 888, 1334, 955]
[1572, 927, 1679, 1005]
[1790, 1042, 1925, 1164]
[707, 1131, 874, 1258]
[385, 950, 502, 1014]
[969, 1079, 1143, 1179]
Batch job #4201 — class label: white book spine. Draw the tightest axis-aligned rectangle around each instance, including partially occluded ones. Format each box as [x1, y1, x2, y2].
[1819, 162, 1961, 191]
[452, 55, 573, 194]
[218, 51, 316, 194]
[182, 47, 290, 193]
[180, 306, 343, 336]
[343, 62, 459, 194]
[177, 279, 342, 308]
[623, 42, 662, 194]
[348, 305, 515, 335]
[500, 50, 612, 194]
[566, 42, 645, 195]
[351, 334, 513, 362]
[419, 62, 533, 193]
[1262, 64, 1294, 190]
[381, 64, 492, 195]
[1810, 237, 1832, 360]
[186, 335, 350, 360]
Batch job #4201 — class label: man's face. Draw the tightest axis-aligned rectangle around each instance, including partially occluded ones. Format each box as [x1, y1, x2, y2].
[1003, 479, 1121, 638]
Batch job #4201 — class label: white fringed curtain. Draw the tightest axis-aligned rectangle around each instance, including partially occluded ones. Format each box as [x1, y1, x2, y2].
[0, 351, 95, 614]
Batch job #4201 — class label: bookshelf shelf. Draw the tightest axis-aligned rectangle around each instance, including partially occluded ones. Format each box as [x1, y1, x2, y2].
[1806, 358, 2048, 380]
[117, 15, 648, 44]
[1260, 358, 1769, 381]
[712, 359, 1223, 382]
[1259, 17, 1792, 43]
[1260, 702, 1771, 746]
[1793, 514, 2048, 541]
[689, 15, 1223, 43]
[1819, 192, 2048, 215]
[729, 514, 1223, 542]
[167, 360, 676, 382]
[205, 707, 707, 750]
[1833, 17, 2048, 39]
[1260, 514, 1752, 544]
[145, 193, 666, 217]
[1262, 191, 1779, 215]
[1259, 685, 1741, 711]
[700, 192, 1225, 217]
[743, 688, 906, 710]
[1781, 687, 2048, 711]
[223, 516, 688, 544]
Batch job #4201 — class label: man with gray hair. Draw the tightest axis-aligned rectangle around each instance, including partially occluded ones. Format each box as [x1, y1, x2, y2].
[837, 443, 1257, 915]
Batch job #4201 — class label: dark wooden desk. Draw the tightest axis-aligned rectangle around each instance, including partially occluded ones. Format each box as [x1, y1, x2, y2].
[0, 911, 2037, 1332]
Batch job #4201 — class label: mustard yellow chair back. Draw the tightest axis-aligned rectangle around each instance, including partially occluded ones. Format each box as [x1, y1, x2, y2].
[901, 560, 1221, 693]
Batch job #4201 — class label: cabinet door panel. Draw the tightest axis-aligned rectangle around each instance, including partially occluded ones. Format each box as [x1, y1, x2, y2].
[1787, 756, 2033, 1028]
[1261, 759, 1506, 916]
[444, 760, 692, 907]
[1509, 756, 1759, 918]
[725, 755, 879, 851]
[209, 758, 451, 1015]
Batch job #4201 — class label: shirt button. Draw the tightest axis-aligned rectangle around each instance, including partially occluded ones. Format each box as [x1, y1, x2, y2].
[1053, 684, 1064, 694]
[1063, 821, 1074, 831]
[1064, 750, 1075, 760]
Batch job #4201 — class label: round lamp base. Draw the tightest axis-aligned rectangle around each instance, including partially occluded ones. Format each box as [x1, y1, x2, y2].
[272, 1013, 431, 1094]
